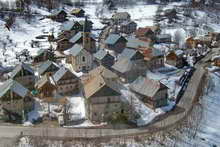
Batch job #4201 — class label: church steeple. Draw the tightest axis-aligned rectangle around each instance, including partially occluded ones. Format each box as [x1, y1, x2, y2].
[83, 15, 90, 33]
[83, 16, 91, 52]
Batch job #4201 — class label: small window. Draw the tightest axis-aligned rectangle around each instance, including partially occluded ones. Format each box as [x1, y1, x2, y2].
[82, 56, 86, 62]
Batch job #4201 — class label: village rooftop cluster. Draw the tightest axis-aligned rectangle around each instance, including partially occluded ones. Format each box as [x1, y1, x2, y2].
[0, 4, 220, 127]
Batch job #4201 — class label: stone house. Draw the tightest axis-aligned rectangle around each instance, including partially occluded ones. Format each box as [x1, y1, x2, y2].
[52, 67, 80, 95]
[83, 70, 123, 123]
[33, 49, 55, 64]
[112, 57, 147, 83]
[10, 63, 36, 89]
[35, 75, 56, 99]
[38, 60, 60, 76]
[70, 8, 85, 17]
[119, 21, 137, 34]
[57, 21, 81, 41]
[130, 76, 168, 109]
[93, 49, 115, 68]
[139, 47, 165, 70]
[65, 44, 93, 72]
[166, 50, 184, 68]
[56, 38, 74, 52]
[0, 79, 34, 121]
[105, 34, 127, 54]
[118, 48, 144, 61]
[49, 9, 67, 22]
[111, 12, 131, 24]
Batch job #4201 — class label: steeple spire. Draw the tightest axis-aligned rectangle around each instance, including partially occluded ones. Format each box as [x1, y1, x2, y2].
[83, 15, 90, 32]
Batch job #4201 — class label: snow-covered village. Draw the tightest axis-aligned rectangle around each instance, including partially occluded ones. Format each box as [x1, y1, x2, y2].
[0, 0, 220, 146]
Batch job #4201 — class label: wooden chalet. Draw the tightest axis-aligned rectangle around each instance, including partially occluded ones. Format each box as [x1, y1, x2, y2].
[93, 49, 115, 68]
[56, 38, 74, 52]
[119, 21, 137, 34]
[52, 67, 80, 95]
[104, 34, 127, 54]
[33, 49, 55, 64]
[49, 9, 67, 22]
[38, 60, 60, 76]
[0, 79, 34, 121]
[10, 63, 36, 89]
[112, 57, 146, 83]
[130, 76, 168, 109]
[35, 75, 56, 99]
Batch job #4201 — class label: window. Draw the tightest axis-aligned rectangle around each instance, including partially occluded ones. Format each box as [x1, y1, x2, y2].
[82, 56, 86, 62]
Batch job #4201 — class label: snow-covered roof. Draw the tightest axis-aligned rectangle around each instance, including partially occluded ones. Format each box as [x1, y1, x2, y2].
[61, 21, 80, 31]
[38, 60, 60, 75]
[93, 49, 114, 61]
[105, 34, 126, 45]
[52, 67, 78, 83]
[130, 76, 168, 98]
[83, 74, 121, 99]
[112, 12, 131, 20]
[112, 58, 133, 74]
[69, 32, 95, 44]
[126, 38, 149, 49]
[10, 63, 34, 78]
[0, 79, 29, 98]
[68, 44, 84, 56]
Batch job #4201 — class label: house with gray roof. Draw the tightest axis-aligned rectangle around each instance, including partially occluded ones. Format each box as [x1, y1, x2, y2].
[93, 49, 115, 68]
[65, 44, 93, 72]
[111, 12, 131, 24]
[38, 60, 60, 76]
[112, 57, 147, 83]
[50, 9, 67, 22]
[10, 63, 36, 89]
[0, 79, 34, 121]
[52, 67, 80, 95]
[130, 76, 168, 109]
[126, 37, 149, 49]
[119, 21, 137, 34]
[69, 31, 96, 53]
[118, 48, 144, 61]
[105, 34, 127, 54]
[61, 21, 81, 32]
